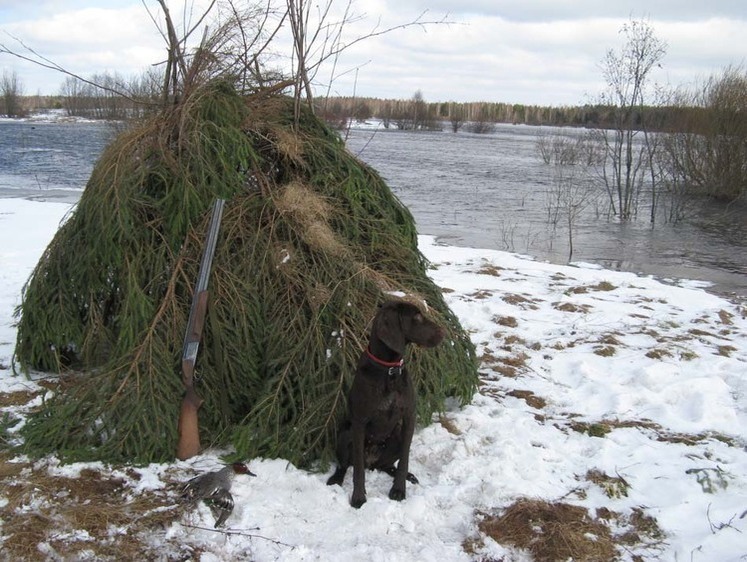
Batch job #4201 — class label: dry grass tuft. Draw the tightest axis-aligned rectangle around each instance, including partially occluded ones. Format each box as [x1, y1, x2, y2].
[501, 293, 539, 310]
[477, 265, 504, 277]
[657, 429, 735, 447]
[616, 507, 665, 547]
[586, 469, 630, 499]
[493, 315, 518, 328]
[502, 334, 526, 347]
[0, 454, 30, 479]
[438, 415, 462, 435]
[502, 353, 530, 370]
[716, 345, 737, 357]
[469, 290, 495, 300]
[483, 363, 519, 378]
[271, 127, 305, 164]
[275, 181, 351, 258]
[554, 302, 592, 313]
[0, 390, 43, 408]
[564, 418, 738, 449]
[594, 346, 617, 357]
[646, 348, 672, 359]
[570, 421, 612, 438]
[567, 285, 589, 294]
[568, 282, 616, 295]
[478, 351, 523, 378]
[474, 499, 617, 562]
[599, 334, 623, 346]
[466, 498, 666, 561]
[679, 349, 699, 361]
[507, 390, 547, 409]
[276, 180, 332, 221]
[0, 463, 186, 561]
[568, 418, 664, 439]
[688, 328, 717, 338]
[304, 222, 351, 258]
[717, 309, 734, 325]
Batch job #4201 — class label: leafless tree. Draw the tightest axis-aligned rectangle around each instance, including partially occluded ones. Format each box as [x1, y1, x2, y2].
[380, 100, 393, 129]
[652, 128, 694, 223]
[1, 69, 25, 117]
[449, 105, 465, 132]
[538, 133, 599, 261]
[591, 18, 666, 220]
[467, 106, 495, 134]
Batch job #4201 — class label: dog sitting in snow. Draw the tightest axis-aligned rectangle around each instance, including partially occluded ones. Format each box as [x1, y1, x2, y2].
[327, 300, 445, 508]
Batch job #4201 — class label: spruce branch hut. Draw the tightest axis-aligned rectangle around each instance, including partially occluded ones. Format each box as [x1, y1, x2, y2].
[13, 81, 478, 465]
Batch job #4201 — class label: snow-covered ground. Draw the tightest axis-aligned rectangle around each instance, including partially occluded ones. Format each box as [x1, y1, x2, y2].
[1, 198, 745, 561]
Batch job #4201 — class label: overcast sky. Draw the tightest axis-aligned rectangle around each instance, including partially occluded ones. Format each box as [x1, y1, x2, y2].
[0, 0, 745, 106]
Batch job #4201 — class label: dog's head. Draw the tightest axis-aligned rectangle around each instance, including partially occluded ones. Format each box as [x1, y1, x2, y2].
[372, 301, 445, 356]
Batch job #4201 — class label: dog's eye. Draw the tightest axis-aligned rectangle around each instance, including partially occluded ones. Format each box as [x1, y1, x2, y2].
[414, 314, 423, 323]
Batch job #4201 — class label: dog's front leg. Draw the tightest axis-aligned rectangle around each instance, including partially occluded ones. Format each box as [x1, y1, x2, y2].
[389, 412, 415, 501]
[350, 420, 367, 508]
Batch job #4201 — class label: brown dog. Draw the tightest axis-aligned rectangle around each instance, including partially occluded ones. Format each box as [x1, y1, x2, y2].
[327, 300, 445, 508]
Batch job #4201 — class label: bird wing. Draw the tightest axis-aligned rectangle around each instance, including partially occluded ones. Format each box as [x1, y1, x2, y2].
[206, 489, 234, 528]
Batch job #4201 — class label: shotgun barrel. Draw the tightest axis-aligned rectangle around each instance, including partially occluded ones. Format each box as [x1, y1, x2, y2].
[176, 198, 225, 460]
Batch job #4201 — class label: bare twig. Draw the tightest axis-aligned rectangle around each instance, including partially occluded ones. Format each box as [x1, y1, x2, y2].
[180, 523, 294, 547]
[706, 503, 742, 534]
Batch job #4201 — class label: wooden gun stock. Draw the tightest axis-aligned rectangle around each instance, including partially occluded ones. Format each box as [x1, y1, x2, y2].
[176, 199, 225, 460]
[177, 384, 203, 460]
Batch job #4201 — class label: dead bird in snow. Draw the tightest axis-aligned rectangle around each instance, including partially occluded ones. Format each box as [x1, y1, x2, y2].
[181, 462, 256, 527]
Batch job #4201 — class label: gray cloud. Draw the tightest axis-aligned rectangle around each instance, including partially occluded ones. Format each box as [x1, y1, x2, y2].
[390, 0, 747, 22]
[1, 1, 745, 106]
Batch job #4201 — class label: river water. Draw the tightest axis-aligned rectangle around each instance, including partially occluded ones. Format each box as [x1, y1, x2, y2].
[1, 118, 745, 299]
[346, 125, 747, 299]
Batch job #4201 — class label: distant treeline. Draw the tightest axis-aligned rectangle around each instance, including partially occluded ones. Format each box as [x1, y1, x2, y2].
[315, 95, 710, 134]
[6, 89, 705, 134]
[1, 89, 718, 140]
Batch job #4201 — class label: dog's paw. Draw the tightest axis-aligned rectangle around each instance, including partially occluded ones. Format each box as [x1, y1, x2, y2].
[327, 465, 348, 487]
[406, 472, 419, 485]
[388, 487, 406, 502]
[350, 494, 367, 509]
[326, 473, 343, 486]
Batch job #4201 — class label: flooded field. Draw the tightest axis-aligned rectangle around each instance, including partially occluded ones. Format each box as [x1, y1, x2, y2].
[346, 124, 747, 298]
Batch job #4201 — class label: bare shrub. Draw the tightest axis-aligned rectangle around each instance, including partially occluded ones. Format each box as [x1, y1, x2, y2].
[664, 65, 747, 202]
[1, 69, 25, 117]
[537, 132, 599, 260]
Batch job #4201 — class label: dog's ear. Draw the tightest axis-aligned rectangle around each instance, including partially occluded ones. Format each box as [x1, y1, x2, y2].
[373, 303, 406, 355]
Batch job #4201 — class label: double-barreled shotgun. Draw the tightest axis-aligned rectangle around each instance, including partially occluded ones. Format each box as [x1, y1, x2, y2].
[176, 198, 225, 461]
